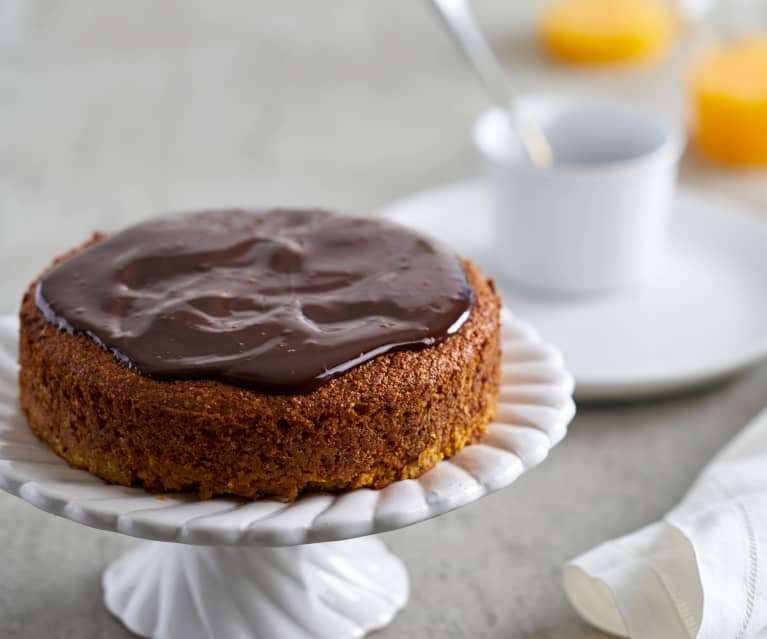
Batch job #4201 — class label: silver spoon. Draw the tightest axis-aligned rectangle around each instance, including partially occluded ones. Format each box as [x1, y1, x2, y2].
[429, 0, 554, 168]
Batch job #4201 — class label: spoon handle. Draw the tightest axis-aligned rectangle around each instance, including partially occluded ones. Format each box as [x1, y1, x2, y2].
[429, 0, 511, 107]
[428, 0, 553, 167]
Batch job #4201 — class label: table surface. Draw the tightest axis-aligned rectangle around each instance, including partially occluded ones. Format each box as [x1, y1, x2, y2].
[1, 2, 766, 637]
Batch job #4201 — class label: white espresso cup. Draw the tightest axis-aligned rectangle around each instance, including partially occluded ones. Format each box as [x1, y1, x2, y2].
[474, 95, 684, 295]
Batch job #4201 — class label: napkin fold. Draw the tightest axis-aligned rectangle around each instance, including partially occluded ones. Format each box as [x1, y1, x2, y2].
[563, 406, 767, 639]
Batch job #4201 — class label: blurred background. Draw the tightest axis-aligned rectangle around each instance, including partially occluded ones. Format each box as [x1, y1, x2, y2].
[1, 2, 767, 638]
[1, 0, 765, 314]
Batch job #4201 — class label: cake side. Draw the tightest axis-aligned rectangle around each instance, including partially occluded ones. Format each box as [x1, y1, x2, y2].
[19, 247, 501, 500]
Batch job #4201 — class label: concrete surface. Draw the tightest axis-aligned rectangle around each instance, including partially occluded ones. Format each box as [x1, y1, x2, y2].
[1, 2, 766, 637]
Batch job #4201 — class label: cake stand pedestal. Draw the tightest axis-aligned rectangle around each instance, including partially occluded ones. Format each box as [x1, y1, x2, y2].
[0, 311, 574, 639]
[103, 538, 407, 639]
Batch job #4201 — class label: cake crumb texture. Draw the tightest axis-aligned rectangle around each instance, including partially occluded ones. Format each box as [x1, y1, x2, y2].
[19, 244, 501, 500]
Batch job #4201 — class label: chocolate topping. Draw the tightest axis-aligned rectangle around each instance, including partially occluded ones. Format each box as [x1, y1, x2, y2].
[36, 209, 474, 393]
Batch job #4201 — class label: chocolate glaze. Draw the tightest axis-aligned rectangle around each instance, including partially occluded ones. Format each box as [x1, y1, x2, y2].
[36, 209, 474, 394]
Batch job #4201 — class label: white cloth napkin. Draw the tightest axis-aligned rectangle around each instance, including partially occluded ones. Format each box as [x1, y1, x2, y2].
[563, 406, 767, 639]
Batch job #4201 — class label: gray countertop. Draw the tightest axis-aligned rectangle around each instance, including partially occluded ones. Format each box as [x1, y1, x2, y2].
[1, 2, 766, 637]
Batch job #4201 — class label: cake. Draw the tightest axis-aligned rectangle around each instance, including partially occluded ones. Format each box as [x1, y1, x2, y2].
[18, 209, 501, 500]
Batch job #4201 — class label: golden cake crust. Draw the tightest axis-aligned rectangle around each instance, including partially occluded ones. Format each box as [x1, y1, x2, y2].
[18, 239, 501, 500]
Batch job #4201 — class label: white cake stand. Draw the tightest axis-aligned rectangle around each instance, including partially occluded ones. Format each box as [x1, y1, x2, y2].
[0, 310, 574, 639]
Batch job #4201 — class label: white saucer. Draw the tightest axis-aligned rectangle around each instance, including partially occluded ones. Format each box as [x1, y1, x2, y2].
[379, 180, 767, 401]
